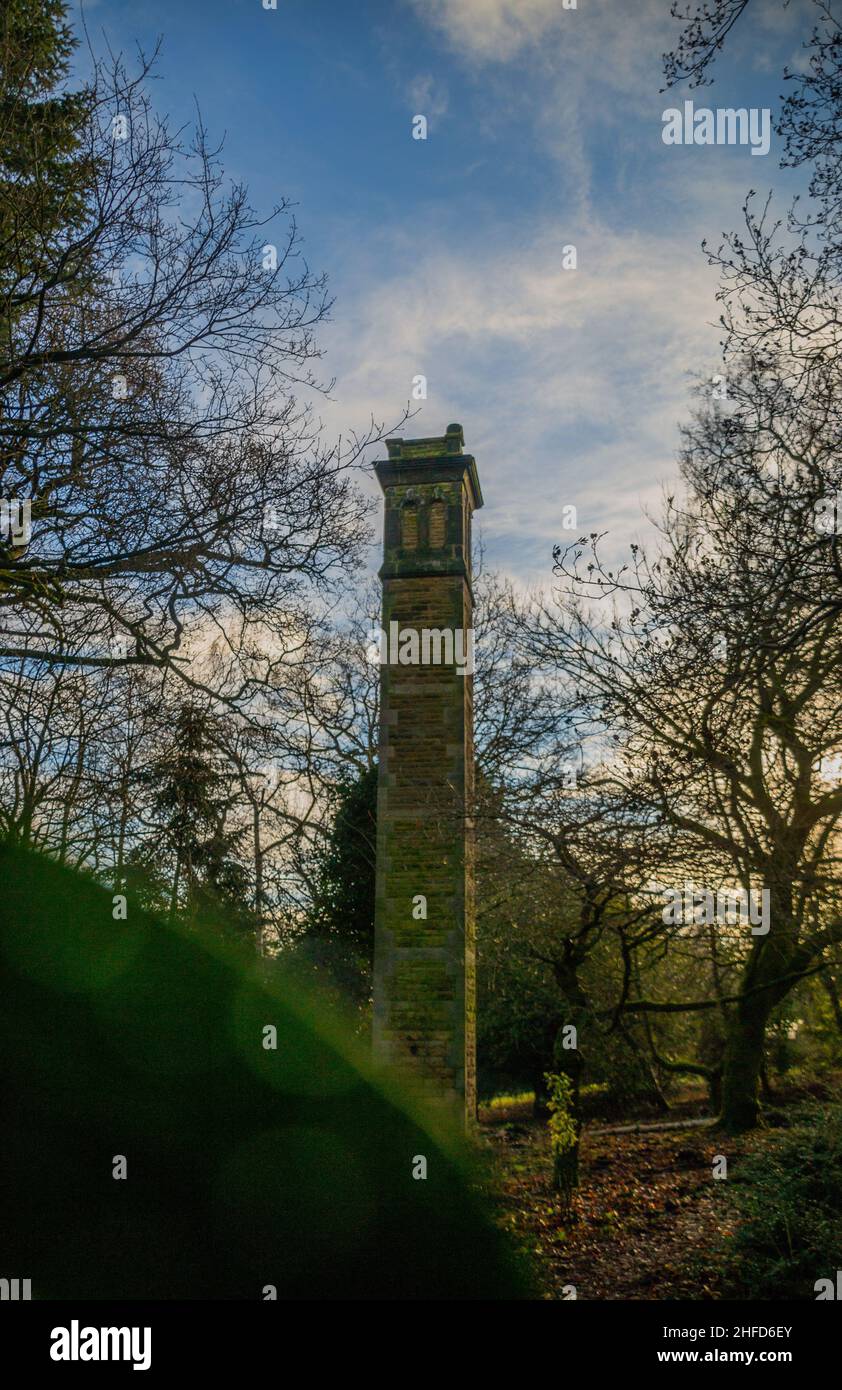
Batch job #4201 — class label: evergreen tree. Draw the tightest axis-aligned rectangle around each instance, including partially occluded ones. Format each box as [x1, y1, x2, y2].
[0, 0, 93, 300]
[143, 703, 252, 939]
[300, 763, 377, 1008]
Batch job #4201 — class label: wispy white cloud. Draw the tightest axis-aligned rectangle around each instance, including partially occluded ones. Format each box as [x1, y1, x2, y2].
[407, 73, 450, 129]
[316, 0, 814, 585]
[318, 210, 725, 583]
[407, 0, 673, 90]
[410, 0, 805, 74]
[407, 0, 577, 65]
[405, 0, 807, 198]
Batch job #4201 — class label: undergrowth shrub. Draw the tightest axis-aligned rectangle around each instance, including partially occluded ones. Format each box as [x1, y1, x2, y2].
[718, 1103, 842, 1300]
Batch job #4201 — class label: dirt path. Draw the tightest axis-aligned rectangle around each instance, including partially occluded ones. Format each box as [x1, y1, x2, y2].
[482, 1114, 742, 1300]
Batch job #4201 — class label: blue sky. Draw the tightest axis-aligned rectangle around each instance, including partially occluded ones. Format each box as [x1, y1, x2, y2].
[72, 0, 814, 582]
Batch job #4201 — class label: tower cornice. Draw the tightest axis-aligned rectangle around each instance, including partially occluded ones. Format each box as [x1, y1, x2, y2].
[374, 423, 484, 512]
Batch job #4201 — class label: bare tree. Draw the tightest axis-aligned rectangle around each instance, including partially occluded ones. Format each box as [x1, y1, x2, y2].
[0, 35, 386, 710]
[518, 371, 842, 1131]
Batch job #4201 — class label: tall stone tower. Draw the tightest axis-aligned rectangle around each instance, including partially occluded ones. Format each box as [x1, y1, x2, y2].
[372, 424, 482, 1119]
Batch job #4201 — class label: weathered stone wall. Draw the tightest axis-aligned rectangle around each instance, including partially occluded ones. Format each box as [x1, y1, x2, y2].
[372, 426, 481, 1118]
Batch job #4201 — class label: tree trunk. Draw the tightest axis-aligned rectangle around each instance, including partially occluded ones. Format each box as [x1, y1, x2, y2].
[253, 801, 264, 956]
[720, 999, 768, 1133]
[720, 868, 803, 1132]
[821, 969, 842, 1036]
[760, 1060, 774, 1101]
[532, 1071, 550, 1118]
[708, 1067, 723, 1113]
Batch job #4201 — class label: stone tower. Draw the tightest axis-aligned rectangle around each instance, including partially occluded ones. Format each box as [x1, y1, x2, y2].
[372, 423, 482, 1118]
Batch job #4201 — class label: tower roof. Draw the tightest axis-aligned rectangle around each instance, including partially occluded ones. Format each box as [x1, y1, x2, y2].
[375, 423, 483, 510]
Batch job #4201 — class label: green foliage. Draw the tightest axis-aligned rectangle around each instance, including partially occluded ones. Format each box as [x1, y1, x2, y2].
[476, 850, 564, 1098]
[0, 0, 93, 294]
[545, 1071, 577, 1159]
[477, 933, 562, 1098]
[298, 763, 377, 1007]
[486, 1091, 535, 1113]
[579, 1081, 611, 1117]
[719, 1103, 842, 1299]
[140, 703, 253, 938]
[0, 842, 528, 1298]
[545, 1070, 579, 1209]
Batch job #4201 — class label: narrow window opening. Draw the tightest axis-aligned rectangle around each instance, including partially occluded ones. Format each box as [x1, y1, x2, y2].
[401, 504, 418, 550]
[429, 499, 446, 548]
